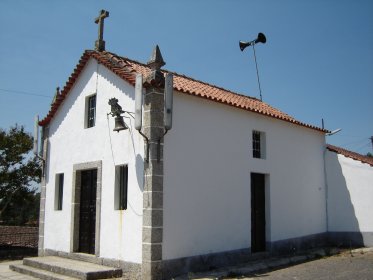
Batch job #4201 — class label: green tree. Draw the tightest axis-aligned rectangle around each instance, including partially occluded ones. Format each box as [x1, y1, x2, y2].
[0, 125, 41, 225]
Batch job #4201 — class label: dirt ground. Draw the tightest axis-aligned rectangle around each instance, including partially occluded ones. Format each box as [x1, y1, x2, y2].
[223, 250, 373, 280]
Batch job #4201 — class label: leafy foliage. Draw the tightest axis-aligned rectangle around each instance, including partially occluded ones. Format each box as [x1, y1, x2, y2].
[0, 125, 41, 225]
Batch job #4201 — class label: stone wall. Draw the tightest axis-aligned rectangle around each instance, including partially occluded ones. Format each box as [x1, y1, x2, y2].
[0, 226, 38, 248]
[0, 226, 38, 259]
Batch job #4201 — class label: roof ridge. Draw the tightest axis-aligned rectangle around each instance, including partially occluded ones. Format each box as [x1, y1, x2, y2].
[167, 69, 295, 120]
[166, 70, 260, 101]
[102, 51, 261, 102]
[96, 51, 297, 119]
[102, 51, 147, 68]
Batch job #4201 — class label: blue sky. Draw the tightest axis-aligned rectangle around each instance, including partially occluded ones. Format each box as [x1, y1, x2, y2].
[0, 0, 372, 155]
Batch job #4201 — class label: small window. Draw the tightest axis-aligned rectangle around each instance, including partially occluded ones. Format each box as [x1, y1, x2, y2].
[55, 173, 64, 210]
[114, 165, 128, 210]
[86, 94, 96, 128]
[252, 130, 266, 159]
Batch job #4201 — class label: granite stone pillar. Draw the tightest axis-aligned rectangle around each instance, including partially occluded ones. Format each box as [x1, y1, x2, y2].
[38, 181, 46, 256]
[142, 45, 166, 280]
[38, 127, 49, 256]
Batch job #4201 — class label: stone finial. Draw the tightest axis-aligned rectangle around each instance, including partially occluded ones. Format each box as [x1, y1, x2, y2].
[144, 45, 166, 88]
[147, 45, 166, 70]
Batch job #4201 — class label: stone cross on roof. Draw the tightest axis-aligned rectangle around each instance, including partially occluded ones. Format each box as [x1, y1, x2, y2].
[94, 10, 109, 52]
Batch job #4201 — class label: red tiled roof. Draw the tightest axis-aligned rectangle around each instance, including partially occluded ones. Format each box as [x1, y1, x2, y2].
[327, 144, 373, 167]
[39, 50, 327, 133]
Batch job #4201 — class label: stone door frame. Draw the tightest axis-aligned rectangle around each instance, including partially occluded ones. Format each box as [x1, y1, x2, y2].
[70, 161, 102, 256]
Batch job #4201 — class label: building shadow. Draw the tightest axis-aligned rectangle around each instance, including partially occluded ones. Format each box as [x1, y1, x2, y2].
[325, 151, 364, 247]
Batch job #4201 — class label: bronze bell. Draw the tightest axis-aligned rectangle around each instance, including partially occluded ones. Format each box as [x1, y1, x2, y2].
[113, 116, 128, 132]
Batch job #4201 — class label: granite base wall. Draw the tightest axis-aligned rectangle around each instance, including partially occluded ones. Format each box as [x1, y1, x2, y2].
[163, 248, 252, 279]
[163, 232, 329, 279]
[268, 232, 328, 255]
[328, 232, 373, 247]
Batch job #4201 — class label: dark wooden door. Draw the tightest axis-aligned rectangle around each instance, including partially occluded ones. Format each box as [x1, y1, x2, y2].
[251, 173, 266, 252]
[79, 169, 97, 254]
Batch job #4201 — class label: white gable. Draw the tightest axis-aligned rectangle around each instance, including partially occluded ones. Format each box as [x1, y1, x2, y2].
[44, 58, 144, 263]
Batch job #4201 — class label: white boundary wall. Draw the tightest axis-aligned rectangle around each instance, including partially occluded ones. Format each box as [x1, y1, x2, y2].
[326, 150, 373, 246]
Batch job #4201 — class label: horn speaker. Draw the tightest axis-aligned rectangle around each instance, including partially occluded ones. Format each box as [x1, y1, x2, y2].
[239, 32, 266, 51]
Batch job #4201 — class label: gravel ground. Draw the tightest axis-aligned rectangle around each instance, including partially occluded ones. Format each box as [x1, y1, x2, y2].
[223, 250, 373, 280]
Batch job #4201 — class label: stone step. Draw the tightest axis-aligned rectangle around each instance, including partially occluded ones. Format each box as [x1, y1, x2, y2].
[20, 256, 122, 280]
[54, 252, 106, 265]
[9, 263, 78, 280]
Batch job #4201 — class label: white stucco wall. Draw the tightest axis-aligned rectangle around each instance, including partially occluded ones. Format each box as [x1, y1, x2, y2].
[326, 151, 373, 235]
[163, 92, 326, 260]
[43, 59, 143, 263]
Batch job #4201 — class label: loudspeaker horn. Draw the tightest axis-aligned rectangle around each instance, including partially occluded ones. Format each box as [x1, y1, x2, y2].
[239, 32, 267, 51]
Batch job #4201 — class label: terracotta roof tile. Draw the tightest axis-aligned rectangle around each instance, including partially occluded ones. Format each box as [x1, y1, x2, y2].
[39, 50, 327, 133]
[327, 144, 373, 166]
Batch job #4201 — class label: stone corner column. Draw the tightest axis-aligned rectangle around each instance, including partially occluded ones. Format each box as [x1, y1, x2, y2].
[38, 127, 49, 257]
[142, 45, 166, 280]
[38, 181, 46, 256]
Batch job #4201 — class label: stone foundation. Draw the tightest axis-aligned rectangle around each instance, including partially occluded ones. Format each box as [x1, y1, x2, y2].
[328, 231, 373, 247]
[268, 232, 328, 255]
[163, 232, 328, 279]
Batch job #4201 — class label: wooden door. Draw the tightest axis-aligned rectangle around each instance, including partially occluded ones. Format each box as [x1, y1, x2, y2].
[251, 173, 266, 252]
[79, 169, 97, 254]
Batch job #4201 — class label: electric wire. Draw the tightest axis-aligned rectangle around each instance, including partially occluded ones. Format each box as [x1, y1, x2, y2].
[98, 63, 135, 214]
[354, 142, 372, 154]
[338, 134, 372, 139]
[106, 114, 142, 217]
[0, 88, 50, 98]
[341, 138, 370, 148]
